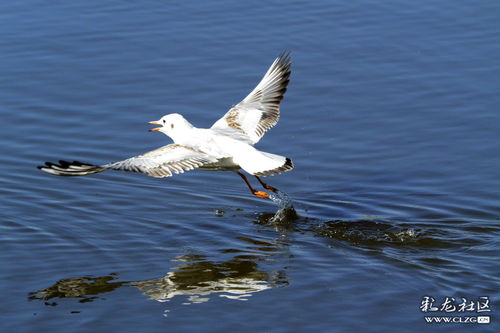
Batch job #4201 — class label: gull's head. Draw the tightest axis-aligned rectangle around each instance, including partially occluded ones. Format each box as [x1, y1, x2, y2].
[148, 113, 193, 139]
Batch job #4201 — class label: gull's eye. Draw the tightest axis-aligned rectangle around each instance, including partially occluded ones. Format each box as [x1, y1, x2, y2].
[171, 123, 174, 129]
[163, 119, 166, 124]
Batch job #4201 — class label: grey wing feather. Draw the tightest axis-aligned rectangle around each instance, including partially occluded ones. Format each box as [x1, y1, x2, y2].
[211, 52, 291, 144]
[104, 144, 218, 178]
[39, 144, 217, 178]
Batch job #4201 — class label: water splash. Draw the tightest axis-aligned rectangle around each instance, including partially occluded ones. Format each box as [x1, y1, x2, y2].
[267, 190, 298, 224]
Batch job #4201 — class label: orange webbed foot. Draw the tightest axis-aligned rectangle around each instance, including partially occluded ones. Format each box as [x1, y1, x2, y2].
[253, 190, 270, 199]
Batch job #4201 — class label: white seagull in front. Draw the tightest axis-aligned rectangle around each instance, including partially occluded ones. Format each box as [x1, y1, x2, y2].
[39, 53, 293, 199]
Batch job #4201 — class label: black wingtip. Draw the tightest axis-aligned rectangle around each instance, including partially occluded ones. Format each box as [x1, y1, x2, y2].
[36, 165, 44, 170]
[278, 49, 291, 58]
[277, 50, 292, 65]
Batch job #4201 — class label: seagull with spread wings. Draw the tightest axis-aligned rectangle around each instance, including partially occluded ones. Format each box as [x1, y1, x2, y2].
[39, 53, 293, 199]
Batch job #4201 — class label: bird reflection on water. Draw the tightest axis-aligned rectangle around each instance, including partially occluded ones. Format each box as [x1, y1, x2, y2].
[29, 241, 290, 307]
[28, 195, 298, 309]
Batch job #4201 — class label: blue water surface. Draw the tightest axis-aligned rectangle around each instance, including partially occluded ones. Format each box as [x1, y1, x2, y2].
[1, 1, 499, 332]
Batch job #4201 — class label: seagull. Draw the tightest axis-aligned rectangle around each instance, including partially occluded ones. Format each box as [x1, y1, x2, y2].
[38, 53, 293, 199]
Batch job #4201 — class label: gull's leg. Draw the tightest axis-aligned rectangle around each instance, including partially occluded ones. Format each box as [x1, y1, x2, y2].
[255, 176, 278, 193]
[237, 172, 269, 199]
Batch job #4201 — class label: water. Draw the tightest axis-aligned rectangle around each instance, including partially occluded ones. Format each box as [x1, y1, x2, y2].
[1, 1, 499, 332]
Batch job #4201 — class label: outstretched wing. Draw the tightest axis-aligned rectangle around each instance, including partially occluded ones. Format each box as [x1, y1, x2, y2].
[211, 52, 291, 144]
[105, 144, 218, 177]
[38, 144, 218, 178]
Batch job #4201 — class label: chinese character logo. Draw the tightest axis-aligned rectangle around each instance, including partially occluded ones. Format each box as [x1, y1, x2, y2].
[420, 296, 491, 313]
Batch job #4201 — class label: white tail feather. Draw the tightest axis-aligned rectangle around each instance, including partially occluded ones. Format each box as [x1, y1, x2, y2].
[235, 150, 293, 176]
